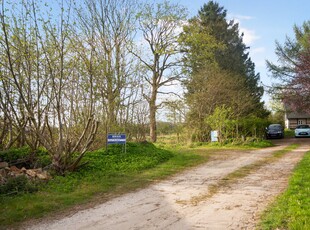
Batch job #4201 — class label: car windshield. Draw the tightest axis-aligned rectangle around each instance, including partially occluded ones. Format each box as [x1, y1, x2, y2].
[268, 124, 282, 130]
[296, 125, 310, 129]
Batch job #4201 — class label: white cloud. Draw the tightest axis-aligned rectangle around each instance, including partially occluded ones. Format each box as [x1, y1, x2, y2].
[227, 14, 260, 46]
[229, 14, 254, 21]
[240, 27, 260, 45]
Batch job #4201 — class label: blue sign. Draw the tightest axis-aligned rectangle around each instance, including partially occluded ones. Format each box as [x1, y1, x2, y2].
[107, 133, 126, 144]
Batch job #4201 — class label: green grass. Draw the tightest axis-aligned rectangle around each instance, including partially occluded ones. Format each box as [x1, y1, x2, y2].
[0, 142, 210, 229]
[258, 151, 310, 230]
[156, 135, 274, 150]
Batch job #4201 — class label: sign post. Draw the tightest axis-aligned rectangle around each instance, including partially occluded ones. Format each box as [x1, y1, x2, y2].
[107, 133, 127, 153]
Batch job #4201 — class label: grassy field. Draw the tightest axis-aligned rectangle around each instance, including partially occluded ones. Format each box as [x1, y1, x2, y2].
[258, 150, 310, 229]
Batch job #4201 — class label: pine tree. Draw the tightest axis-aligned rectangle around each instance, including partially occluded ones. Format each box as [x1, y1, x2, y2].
[181, 1, 269, 141]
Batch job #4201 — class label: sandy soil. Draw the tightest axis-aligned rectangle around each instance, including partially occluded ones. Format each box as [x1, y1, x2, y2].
[26, 138, 310, 230]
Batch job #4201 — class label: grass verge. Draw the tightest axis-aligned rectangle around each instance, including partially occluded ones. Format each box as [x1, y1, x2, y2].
[0, 142, 211, 229]
[258, 150, 310, 230]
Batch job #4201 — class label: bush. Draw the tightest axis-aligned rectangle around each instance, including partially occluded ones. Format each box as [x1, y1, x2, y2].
[0, 146, 51, 168]
[284, 129, 295, 137]
[0, 146, 30, 162]
[0, 175, 39, 196]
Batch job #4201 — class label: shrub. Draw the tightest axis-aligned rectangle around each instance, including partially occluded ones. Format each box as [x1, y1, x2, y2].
[0, 146, 30, 162]
[0, 175, 39, 196]
[0, 146, 51, 168]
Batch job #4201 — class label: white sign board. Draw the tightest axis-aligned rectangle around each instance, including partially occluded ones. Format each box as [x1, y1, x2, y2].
[211, 130, 218, 142]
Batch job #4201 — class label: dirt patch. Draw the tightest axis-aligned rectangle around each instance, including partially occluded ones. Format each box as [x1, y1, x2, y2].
[25, 138, 309, 230]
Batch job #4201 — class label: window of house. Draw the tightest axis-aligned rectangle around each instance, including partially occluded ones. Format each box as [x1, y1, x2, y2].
[298, 120, 303, 125]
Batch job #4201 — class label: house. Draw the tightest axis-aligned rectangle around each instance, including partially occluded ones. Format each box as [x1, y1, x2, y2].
[284, 111, 310, 129]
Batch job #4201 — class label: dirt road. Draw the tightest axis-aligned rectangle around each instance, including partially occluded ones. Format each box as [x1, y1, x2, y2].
[27, 138, 310, 230]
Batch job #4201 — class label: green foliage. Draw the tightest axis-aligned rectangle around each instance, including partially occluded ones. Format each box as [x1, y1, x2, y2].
[179, 17, 222, 73]
[196, 1, 266, 110]
[0, 175, 39, 196]
[185, 67, 262, 141]
[0, 146, 31, 162]
[267, 20, 310, 113]
[197, 1, 248, 75]
[211, 138, 273, 148]
[204, 105, 269, 143]
[267, 21, 310, 82]
[238, 116, 269, 138]
[182, 1, 269, 141]
[222, 137, 273, 148]
[0, 146, 51, 168]
[157, 121, 178, 135]
[259, 151, 310, 229]
[205, 105, 235, 142]
[206, 105, 233, 129]
[241, 138, 273, 148]
[81, 142, 173, 173]
[156, 133, 273, 149]
[284, 129, 295, 137]
[44, 142, 174, 193]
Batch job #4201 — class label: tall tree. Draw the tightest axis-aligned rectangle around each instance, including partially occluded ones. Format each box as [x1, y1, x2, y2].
[267, 21, 310, 113]
[181, 1, 268, 141]
[133, 0, 187, 142]
[196, 1, 265, 112]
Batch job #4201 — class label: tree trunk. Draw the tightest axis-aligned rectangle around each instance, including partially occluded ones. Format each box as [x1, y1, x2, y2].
[149, 106, 157, 142]
[149, 89, 157, 142]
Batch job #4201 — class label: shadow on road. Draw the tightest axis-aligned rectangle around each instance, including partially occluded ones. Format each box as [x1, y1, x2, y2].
[271, 136, 310, 146]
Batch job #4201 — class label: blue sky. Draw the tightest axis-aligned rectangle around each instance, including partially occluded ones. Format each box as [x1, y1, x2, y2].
[174, 0, 310, 105]
[31, 0, 310, 106]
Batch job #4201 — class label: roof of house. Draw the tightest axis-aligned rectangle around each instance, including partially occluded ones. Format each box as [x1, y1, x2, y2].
[286, 112, 310, 119]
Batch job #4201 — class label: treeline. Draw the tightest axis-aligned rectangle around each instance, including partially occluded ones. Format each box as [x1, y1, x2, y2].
[0, 0, 268, 173]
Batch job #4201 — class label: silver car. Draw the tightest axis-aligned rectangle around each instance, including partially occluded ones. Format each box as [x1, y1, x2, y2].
[295, 124, 310, 137]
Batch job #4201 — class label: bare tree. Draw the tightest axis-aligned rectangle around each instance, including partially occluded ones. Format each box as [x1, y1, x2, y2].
[133, 0, 187, 142]
[0, 0, 46, 150]
[76, 0, 138, 133]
